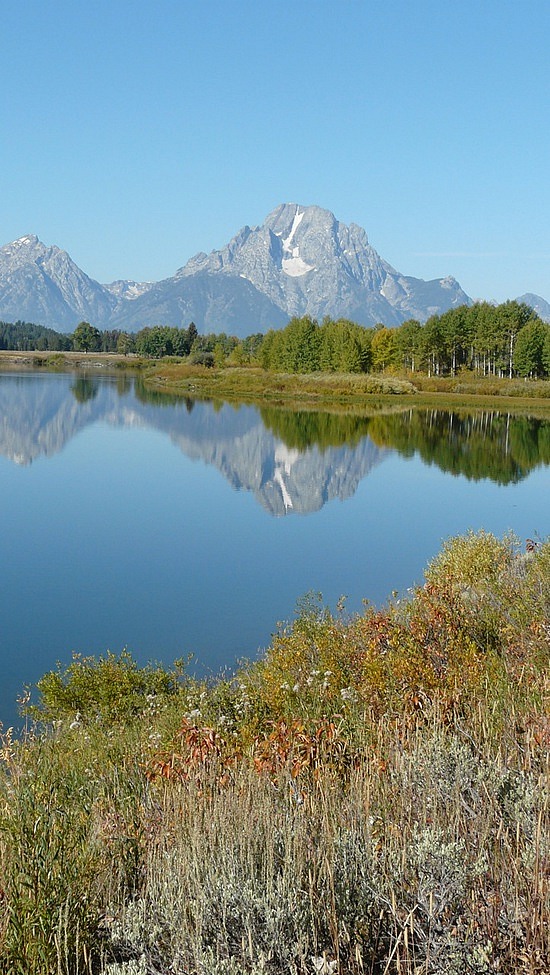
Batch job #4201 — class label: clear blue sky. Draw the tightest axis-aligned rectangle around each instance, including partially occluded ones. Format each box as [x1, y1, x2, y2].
[2, 0, 549, 302]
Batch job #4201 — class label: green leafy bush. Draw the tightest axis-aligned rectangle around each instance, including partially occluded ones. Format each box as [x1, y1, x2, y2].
[26, 650, 184, 725]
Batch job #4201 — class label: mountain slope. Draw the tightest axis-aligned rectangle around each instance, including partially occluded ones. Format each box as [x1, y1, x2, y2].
[111, 270, 288, 337]
[174, 203, 471, 328]
[516, 293, 550, 323]
[0, 235, 116, 328]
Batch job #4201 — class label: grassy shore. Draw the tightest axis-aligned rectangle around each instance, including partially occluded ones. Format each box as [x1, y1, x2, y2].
[0, 350, 144, 372]
[143, 362, 550, 414]
[2, 351, 550, 415]
[0, 531, 548, 974]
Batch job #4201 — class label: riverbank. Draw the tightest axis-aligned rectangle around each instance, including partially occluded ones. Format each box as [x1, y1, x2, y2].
[2, 350, 550, 419]
[0, 349, 142, 372]
[146, 362, 550, 417]
[0, 530, 548, 974]
[2, 349, 550, 405]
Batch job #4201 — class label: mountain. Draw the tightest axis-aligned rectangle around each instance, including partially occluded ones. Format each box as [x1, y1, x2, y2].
[174, 203, 470, 329]
[516, 293, 550, 323]
[0, 206, 473, 334]
[110, 269, 289, 336]
[0, 235, 116, 329]
[103, 279, 153, 301]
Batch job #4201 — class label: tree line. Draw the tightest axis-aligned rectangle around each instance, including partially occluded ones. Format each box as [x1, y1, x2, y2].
[1, 299, 549, 378]
[0, 320, 72, 351]
[0, 319, 264, 365]
[259, 301, 550, 378]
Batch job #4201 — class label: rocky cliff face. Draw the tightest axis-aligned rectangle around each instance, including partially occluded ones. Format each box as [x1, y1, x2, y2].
[0, 206, 473, 334]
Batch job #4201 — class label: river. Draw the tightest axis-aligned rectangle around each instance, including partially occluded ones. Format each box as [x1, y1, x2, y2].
[0, 370, 548, 726]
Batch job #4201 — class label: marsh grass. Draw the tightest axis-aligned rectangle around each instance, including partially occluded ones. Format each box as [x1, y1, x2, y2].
[143, 365, 417, 406]
[141, 362, 550, 412]
[0, 532, 548, 974]
[409, 372, 550, 399]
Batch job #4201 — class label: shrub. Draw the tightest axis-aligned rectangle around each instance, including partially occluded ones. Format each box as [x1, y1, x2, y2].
[26, 650, 185, 725]
[188, 350, 215, 367]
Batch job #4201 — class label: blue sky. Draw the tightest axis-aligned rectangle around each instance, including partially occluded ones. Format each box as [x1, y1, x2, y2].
[2, 0, 549, 302]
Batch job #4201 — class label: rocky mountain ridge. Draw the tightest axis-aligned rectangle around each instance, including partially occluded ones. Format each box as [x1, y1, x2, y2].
[0, 206, 547, 335]
[178, 204, 469, 328]
[516, 293, 550, 323]
[0, 234, 117, 328]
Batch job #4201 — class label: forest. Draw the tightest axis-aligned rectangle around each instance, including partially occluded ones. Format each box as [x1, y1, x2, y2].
[1, 299, 550, 379]
[258, 301, 550, 379]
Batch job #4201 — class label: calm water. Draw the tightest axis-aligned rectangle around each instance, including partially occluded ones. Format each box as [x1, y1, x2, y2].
[1, 370, 549, 726]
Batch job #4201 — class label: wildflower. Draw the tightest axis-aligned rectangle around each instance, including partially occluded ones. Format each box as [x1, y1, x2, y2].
[184, 708, 202, 722]
[311, 956, 337, 974]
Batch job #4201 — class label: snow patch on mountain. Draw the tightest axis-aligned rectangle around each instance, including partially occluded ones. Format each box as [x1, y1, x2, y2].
[104, 280, 153, 301]
[282, 254, 315, 277]
[280, 209, 304, 250]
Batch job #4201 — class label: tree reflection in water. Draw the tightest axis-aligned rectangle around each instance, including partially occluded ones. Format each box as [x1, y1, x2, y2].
[261, 405, 550, 484]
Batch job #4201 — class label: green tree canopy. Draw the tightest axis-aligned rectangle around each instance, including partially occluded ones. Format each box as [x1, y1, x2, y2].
[72, 321, 101, 353]
[513, 320, 549, 378]
[371, 327, 397, 371]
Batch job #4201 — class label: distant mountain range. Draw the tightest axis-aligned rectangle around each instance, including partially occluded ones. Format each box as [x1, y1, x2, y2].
[515, 293, 550, 323]
[0, 205, 548, 335]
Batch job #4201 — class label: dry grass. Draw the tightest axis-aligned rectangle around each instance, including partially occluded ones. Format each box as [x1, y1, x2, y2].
[140, 364, 550, 415]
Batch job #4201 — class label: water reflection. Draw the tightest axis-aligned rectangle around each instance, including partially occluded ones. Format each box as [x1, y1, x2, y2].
[0, 372, 549, 506]
[366, 410, 550, 484]
[259, 405, 550, 484]
[0, 370, 548, 728]
[71, 376, 99, 404]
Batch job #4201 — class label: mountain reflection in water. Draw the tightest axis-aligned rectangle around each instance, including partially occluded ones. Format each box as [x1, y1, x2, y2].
[0, 373, 549, 515]
[0, 369, 548, 730]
